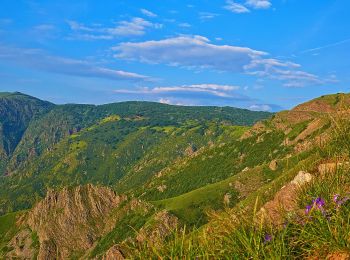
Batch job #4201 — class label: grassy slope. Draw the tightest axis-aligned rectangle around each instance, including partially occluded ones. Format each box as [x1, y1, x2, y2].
[4, 93, 350, 258]
[0, 95, 272, 215]
[126, 94, 350, 259]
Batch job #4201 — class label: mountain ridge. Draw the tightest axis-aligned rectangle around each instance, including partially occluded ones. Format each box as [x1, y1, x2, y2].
[1, 92, 350, 259]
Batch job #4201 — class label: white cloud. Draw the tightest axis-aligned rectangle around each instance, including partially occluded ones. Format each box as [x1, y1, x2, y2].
[159, 98, 190, 106]
[153, 84, 240, 97]
[114, 35, 266, 72]
[114, 84, 241, 98]
[249, 104, 272, 111]
[114, 35, 326, 87]
[113, 83, 250, 106]
[108, 18, 160, 36]
[246, 0, 272, 9]
[245, 58, 323, 87]
[67, 18, 162, 39]
[224, 0, 272, 13]
[224, 0, 250, 13]
[0, 45, 151, 82]
[159, 98, 172, 104]
[140, 8, 157, 17]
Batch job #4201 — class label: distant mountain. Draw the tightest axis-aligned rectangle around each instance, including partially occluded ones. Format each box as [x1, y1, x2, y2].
[4, 93, 350, 259]
[0, 92, 271, 215]
[0, 92, 53, 175]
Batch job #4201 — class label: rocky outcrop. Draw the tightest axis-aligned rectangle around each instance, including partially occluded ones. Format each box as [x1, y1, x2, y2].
[269, 160, 278, 171]
[258, 171, 313, 226]
[184, 144, 197, 157]
[318, 162, 349, 176]
[101, 245, 125, 260]
[290, 171, 313, 187]
[136, 210, 178, 246]
[19, 184, 126, 260]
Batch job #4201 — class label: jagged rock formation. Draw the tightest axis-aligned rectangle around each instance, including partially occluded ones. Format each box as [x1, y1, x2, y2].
[7, 184, 126, 260]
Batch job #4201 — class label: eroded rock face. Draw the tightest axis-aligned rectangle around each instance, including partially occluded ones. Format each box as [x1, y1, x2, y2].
[258, 171, 313, 226]
[26, 184, 126, 260]
[6, 229, 35, 260]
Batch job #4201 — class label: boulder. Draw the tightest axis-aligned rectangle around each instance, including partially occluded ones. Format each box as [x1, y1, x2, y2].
[269, 160, 278, 171]
[257, 171, 313, 226]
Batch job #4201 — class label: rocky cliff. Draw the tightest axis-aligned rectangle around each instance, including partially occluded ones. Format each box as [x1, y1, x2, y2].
[7, 184, 126, 259]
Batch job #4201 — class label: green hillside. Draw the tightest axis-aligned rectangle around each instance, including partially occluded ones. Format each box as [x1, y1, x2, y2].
[3, 92, 350, 259]
[0, 92, 53, 175]
[0, 92, 271, 215]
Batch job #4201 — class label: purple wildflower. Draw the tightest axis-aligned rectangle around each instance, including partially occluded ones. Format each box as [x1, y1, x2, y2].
[305, 204, 312, 215]
[314, 197, 325, 208]
[334, 194, 350, 207]
[333, 194, 340, 203]
[264, 234, 272, 243]
[305, 197, 326, 216]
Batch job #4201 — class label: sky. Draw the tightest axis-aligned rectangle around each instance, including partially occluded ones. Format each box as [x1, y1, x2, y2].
[0, 0, 349, 111]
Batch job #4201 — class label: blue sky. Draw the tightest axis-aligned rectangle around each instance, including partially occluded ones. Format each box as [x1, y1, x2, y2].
[0, 0, 349, 111]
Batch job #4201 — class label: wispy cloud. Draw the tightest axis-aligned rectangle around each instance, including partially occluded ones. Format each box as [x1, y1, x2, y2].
[114, 35, 326, 87]
[300, 38, 350, 54]
[140, 8, 157, 18]
[114, 84, 240, 97]
[246, 0, 272, 9]
[108, 18, 162, 36]
[67, 18, 162, 40]
[249, 104, 272, 111]
[0, 45, 151, 82]
[245, 59, 323, 87]
[199, 12, 219, 20]
[112, 84, 282, 110]
[113, 83, 251, 106]
[224, 0, 272, 13]
[224, 1, 250, 13]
